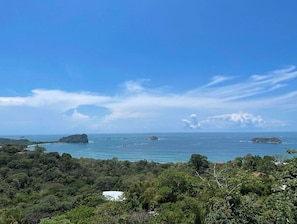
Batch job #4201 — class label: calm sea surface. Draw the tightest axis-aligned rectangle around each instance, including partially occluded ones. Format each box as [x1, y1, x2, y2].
[13, 132, 297, 163]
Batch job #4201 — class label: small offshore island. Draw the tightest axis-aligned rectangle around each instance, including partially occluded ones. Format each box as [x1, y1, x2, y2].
[147, 135, 159, 140]
[58, 134, 89, 143]
[251, 137, 282, 144]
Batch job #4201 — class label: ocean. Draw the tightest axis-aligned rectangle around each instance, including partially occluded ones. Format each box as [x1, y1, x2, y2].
[19, 132, 297, 163]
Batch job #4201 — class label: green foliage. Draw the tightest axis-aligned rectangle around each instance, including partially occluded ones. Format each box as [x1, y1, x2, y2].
[286, 147, 297, 155]
[41, 217, 71, 224]
[34, 145, 46, 153]
[0, 145, 168, 223]
[189, 154, 209, 174]
[60, 206, 96, 224]
[155, 170, 194, 203]
[0, 138, 31, 146]
[94, 201, 127, 223]
[2, 144, 297, 224]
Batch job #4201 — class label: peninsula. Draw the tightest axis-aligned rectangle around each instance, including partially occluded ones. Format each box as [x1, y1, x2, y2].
[0, 134, 89, 147]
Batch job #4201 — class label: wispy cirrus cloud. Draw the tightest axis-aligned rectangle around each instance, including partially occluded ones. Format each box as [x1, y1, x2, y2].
[0, 89, 112, 112]
[202, 75, 232, 88]
[0, 66, 296, 132]
[189, 65, 297, 101]
[122, 79, 150, 93]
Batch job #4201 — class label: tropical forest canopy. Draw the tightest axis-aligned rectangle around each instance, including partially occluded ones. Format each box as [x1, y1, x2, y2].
[0, 144, 297, 223]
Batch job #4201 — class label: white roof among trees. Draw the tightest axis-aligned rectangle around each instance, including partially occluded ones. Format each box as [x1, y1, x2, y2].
[102, 191, 124, 201]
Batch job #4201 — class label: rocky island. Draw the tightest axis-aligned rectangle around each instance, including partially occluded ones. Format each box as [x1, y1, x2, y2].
[59, 134, 89, 143]
[251, 137, 282, 144]
[147, 136, 159, 140]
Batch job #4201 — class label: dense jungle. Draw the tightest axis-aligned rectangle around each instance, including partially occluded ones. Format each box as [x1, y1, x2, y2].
[1, 144, 297, 224]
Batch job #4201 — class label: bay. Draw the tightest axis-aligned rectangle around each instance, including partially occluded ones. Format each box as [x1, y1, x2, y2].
[19, 132, 297, 163]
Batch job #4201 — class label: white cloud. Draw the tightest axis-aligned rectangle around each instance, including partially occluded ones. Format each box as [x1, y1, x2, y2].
[190, 114, 197, 118]
[204, 112, 265, 128]
[202, 75, 231, 87]
[183, 112, 280, 129]
[122, 79, 150, 93]
[71, 109, 90, 120]
[0, 66, 296, 133]
[0, 97, 26, 106]
[189, 65, 297, 101]
[0, 89, 112, 112]
[182, 113, 201, 129]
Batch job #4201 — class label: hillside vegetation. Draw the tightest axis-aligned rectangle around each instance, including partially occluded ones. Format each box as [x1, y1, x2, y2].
[0, 144, 297, 223]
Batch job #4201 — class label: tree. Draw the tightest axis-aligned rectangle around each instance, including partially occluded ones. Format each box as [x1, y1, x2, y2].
[34, 145, 46, 153]
[189, 154, 209, 174]
[155, 170, 194, 203]
[286, 148, 297, 155]
[94, 201, 127, 224]
[94, 176, 119, 191]
[41, 206, 96, 224]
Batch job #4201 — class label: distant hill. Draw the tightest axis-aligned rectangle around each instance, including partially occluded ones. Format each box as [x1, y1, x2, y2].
[0, 134, 89, 147]
[0, 137, 31, 146]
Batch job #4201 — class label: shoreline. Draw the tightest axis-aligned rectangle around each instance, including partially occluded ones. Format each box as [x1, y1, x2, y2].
[6, 132, 295, 164]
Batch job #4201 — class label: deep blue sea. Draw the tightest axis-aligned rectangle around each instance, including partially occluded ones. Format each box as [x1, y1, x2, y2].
[9, 132, 297, 163]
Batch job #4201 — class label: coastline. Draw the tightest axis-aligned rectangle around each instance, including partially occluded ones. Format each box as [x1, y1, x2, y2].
[18, 132, 296, 163]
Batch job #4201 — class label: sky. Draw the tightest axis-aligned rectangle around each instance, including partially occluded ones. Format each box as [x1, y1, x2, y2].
[0, 0, 297, 134]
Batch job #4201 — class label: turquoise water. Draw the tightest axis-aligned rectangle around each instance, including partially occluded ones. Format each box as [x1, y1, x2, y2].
[18, 132, 297, 163]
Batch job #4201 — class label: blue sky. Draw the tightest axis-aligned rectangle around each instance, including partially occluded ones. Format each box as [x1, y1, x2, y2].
[0, 0, 297, 134]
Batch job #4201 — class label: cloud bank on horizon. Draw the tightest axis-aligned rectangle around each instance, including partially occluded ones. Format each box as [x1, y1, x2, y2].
[0, 66, 296, 134]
